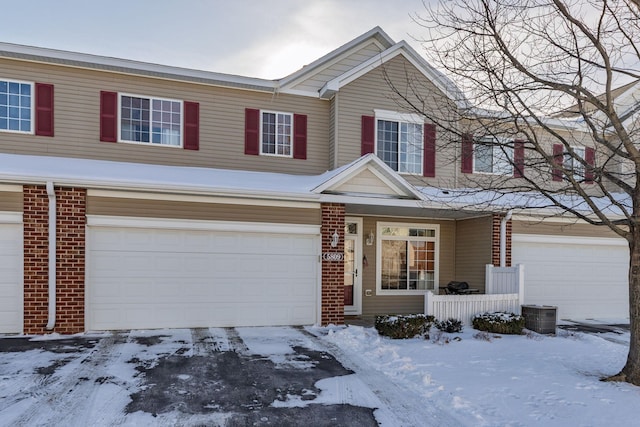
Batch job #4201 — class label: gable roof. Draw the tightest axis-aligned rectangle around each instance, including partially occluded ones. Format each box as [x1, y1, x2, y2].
[312, 153, 425, 201]
[318, 40, 465, 105]
[277, 26, 395, 96]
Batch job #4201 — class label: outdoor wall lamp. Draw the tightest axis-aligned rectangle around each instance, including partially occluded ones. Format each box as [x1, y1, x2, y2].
[365, 230, 375, 246]
[330, 230, 339, 248]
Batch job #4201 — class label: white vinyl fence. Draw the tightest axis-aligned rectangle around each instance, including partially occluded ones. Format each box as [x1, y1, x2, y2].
[425, 264, 525, 325]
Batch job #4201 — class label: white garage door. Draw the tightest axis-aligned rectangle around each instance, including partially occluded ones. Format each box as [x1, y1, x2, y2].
[87, 219, 320, 330]
[0, 218, 22, 334]
[512, 234, 629, 320]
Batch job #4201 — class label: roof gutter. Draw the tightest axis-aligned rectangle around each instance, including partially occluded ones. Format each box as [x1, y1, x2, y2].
[46, 181, 56, 330]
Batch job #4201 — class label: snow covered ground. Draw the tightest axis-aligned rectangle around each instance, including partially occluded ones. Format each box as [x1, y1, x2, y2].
[314, 324, 638, 426]
[0, 325, 637, 426]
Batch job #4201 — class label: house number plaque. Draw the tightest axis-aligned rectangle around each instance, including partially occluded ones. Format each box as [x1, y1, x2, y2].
[322, 252, 344, 262]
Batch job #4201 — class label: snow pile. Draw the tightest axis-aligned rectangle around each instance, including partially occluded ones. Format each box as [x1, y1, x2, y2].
[316, 325, 639, 426]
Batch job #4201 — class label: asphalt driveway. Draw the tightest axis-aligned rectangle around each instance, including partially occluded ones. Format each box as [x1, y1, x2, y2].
[0, 327, 380, 426]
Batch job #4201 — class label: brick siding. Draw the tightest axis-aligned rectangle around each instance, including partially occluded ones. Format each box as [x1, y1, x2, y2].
[491, 213, 512, 267]
[23, 185, 86, 334]
[321, 203, 345, 325]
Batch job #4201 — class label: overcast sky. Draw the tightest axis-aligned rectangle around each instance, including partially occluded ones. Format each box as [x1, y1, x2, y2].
[0, 0, 435, 79]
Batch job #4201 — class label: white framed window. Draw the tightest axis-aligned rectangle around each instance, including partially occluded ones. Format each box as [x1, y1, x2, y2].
[375, 109, 424, 174]
[376, 222, 439, 295]
[0, 78, 33, 134]
[563, 146, 585, 180]
[261, 111, 292, 157]
[119, 94, 182, 147]
[474, 137, 513, 175]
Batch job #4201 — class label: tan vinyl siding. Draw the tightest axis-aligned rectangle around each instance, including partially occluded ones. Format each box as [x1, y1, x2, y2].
[0, 191, 22, 212]
[336, 55, 459, 188]
[334, 169, 399, 195]
[359, 216, 456, 316]
[87, 196, 321, 224]
[0, 58, 329, 175]
[455, 216, 492, 292]
[513, 220, 623, 239]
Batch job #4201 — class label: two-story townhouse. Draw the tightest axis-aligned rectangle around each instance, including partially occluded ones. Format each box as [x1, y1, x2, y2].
[0, 27, 629, 335]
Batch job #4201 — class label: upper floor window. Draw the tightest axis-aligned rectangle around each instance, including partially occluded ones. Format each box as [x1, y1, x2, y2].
[244, 108, 307, 160]
[552, 143, 593, 183]
[563, 146, 585, 180]
[375, 110, 424, 174]
[0, 79, 32, 133]
[120, 94, 182, 146]
[261, 111, 292, 157]
[100, 91, 198, 150]
[474, 137, 513, 175]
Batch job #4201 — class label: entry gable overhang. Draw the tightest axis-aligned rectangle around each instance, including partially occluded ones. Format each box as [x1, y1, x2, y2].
[312, 153, 425, 202]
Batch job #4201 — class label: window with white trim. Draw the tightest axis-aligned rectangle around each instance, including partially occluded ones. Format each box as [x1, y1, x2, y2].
[120, 94, 182, 146]
[261, 111, 292, 157]
[0, 79, 32, 133]
[474, 137, 513, 175]
[375, 110, 424, 174]
[563, 146, 585, 180]
[377, 223, 439, 294]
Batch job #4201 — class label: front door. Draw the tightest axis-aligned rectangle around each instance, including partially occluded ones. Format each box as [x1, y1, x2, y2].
[344, 218, 362, 315]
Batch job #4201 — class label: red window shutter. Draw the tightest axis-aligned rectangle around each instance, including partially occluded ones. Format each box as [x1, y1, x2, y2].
[461, 133, 473, 173]
[585, 147, 595, 183]
[100, 91, 118, 142]
[423, 123, 436, 177]
[552, 144, 564, 181]
[245, 108, 260, 155]
[361, 115, 375, 155]
[293, 114, 307, 159]
[35, 83, 54, 137]
[513, 140, 525, 178]
[183, 101, 199, 150]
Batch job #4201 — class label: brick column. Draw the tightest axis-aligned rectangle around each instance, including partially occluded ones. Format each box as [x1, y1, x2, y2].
[321, 203, 345, 325]
[24, 185, 86, 334]
[491, 213, 512, 267]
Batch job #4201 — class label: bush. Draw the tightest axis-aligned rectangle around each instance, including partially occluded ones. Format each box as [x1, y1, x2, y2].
[472, 312, 525, 335]
[375, 314, 435, 339]
[434, 318, 463, 333]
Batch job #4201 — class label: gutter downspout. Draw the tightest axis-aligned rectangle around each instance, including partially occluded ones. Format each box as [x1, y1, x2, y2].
[46, 181, 56, 330]
[499, 210, 513, 268]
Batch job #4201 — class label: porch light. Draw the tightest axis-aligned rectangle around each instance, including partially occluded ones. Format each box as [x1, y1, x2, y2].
[365, 230, 375, 246]
[330, 230, 340, 248]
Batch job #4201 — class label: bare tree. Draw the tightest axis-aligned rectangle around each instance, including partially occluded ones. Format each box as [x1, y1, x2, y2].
[397, 0, 640, 385]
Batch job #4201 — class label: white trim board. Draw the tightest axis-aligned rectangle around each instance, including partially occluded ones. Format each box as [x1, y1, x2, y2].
[87, 189, 320, 209]
[86, 215, 321, 235]
[512, 233, 627, 246]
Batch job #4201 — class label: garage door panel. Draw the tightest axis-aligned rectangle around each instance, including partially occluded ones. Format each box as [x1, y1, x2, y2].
[0, 223, 22, 334]
[513, 235, 628, 320]
[87, 226, 318, 330]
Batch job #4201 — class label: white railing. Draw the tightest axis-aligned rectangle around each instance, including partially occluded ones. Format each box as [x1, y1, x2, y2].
[424, 264, 525, 325]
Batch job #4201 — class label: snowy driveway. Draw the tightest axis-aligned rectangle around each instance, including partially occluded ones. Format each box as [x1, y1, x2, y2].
[0, 327, 398, 426]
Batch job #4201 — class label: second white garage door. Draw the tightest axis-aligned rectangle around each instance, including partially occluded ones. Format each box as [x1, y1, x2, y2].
[0, 218, 22, 334]
[512, 234, 629, 320]
[87, 219, 320, 330]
